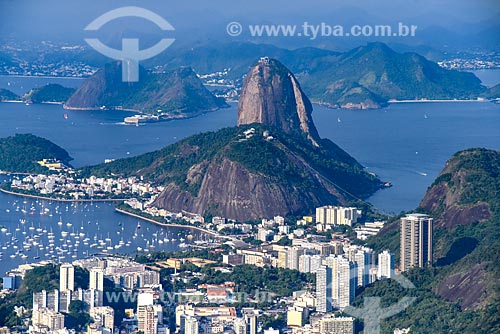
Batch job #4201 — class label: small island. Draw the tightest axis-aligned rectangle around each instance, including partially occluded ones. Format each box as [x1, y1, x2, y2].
[0, 134, 73, 174]
[0, 88, 20, 102]
[64, 62, 228, 120]
[23, 84, 75, 104]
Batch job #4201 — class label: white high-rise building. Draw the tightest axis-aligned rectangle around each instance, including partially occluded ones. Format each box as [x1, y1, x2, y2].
[90, 268, 105, 307]
[243, 309, 258, 334]
[137, 292, 163, 334]
[310, 255, 324, 273]
[33, 289, 60, 312]
[299, 254, 311, 273]
[184, 316, 199, 334]
[315, 206, 359, 226]
[32, 308, 65, 331]
[138, 292, 155, 306]
[59, 263, 74, 292]
[377, 250, 394, 279]
[316, 265, 332, 312]
[287, 247, 305, 270]
[346, 247, 373, 287]
[334, 257, 357, 309]
[400, 214, 433, 271]
[90, 268, 104, 291]
[137, 305, 157, 334]
[326, 256, 357, 310]
[233, 318, 247, 334]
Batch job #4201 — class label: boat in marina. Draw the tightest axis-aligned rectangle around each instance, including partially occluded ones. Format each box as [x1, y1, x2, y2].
[0, 197, 209, 274]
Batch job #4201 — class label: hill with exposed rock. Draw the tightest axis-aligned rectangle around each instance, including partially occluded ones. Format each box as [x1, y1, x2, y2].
[84, 59, 382, 221]
[65, 62, 227, 116]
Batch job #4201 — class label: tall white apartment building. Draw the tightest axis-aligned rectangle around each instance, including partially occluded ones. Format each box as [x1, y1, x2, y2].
[60, 263, 74, 292]
[316, 206, 359, 226]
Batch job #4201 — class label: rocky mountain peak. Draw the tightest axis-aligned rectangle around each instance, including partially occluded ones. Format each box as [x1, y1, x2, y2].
[237, 57, 320, 146]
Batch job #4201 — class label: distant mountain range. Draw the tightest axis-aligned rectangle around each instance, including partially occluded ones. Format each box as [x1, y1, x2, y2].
[0, 42, 491, 110]
[296, 43, 485, 108]
[156, 42, 487, 109]
[64, 62, 228, 116]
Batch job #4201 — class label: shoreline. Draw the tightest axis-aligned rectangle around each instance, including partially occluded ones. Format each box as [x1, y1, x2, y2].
[1, 100, 23, 103]
[114, 208, 222, 238]
[0, 171, 36, 175]
[0, 188, 126, 203]
[0, 74, 86, 80]
[63, 105, 141, 113]
[388, 99, 488, 103]
[1, 186, 224, 238]
[0, 100, 67, 105]
[310, 99, 490, 110]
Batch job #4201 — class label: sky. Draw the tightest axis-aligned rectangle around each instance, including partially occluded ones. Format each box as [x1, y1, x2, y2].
[0, 0, 499, 51]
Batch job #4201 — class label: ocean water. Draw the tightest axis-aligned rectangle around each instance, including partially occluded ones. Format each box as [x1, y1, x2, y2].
[0, 193, 207, 276]
[0, 75, 84, 96]
[0, 101, 238, 168]
[0, 75, 500, 274]
[2, 98, 499, 214]
[470, 69, 500, 88]
[313, 102, 500, 214]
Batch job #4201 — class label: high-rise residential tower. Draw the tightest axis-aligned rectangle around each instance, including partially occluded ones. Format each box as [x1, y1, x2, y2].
[400, 214, 433, 271]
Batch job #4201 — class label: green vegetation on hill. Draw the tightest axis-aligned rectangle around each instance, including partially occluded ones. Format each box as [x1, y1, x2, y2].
[0, 88, 20, 101]
[362, 148, 500, 333]
[82, 124, 381, 199]
[81, 126, 239, 193]
[158, 42, 486, 108]
[65, 62, 227, 115]
[23, 84, 75, 103]
[297, 43, 485, 107]
[0, 133, 73, 173]
[0, 264, 89, 327]
[432, 148, 500, 217]
[353, 268, 500, 334]
[334, 83, 387, 108]
[198, 264, 314, 299]
[82, 124, 381, 220]
[0, 264, 58, 326]
[65, 300, 93, 331]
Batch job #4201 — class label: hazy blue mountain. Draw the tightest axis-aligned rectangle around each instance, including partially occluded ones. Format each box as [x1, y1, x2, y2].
[156, 42, 486, 108]
[23, 84, 75, 103]
[65, 62, 228, 115]
[0, 88, 20, 101]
